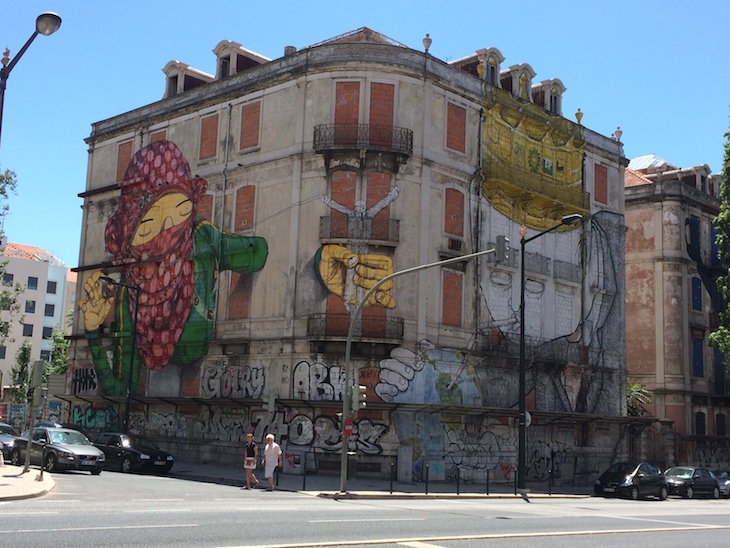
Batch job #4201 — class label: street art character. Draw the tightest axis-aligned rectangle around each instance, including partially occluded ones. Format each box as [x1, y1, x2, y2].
[315, 244, 395, 311]
[78, 140, 268, 396]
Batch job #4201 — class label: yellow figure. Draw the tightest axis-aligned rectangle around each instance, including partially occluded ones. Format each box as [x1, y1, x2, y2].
[131, 192, 193, 246]
[316, 244, 395, 310]
[77, 270, 115, 332]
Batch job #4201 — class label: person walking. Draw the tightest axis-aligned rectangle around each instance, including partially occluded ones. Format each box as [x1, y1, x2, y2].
[243, 433, 259, 489]
[261, 433, 282, 491]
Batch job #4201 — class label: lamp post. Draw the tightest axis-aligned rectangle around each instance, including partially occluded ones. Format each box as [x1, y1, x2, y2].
[518, 213, 582, 492]
[339, 245, 498, 493]
[0, 12, 61, 153]
[99, 276, 139, 434]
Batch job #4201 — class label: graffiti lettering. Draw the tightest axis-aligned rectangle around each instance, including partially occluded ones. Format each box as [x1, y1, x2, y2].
[288, 414, 386, 454]
[201, 365, 264, 399]
[70, 404, 118, 432]
[72, 366, 98, 395]
[147, 410, 188, 438]
[292, 360, 344, 401]
[193, 408, 249, 442]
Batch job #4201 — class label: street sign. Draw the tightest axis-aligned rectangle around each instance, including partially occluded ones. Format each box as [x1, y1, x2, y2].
[344, 417, 353, 438]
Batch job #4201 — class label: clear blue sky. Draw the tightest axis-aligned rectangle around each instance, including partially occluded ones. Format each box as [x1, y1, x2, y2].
[1, 0, 728, 267]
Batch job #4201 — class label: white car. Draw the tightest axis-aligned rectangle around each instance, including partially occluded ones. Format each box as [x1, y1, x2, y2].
[714, 470, 730, 497]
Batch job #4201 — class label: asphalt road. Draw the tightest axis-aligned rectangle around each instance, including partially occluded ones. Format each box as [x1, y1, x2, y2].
[1, 471, 730, 547]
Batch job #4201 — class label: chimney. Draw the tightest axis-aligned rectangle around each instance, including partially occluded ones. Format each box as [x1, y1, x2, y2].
[284, 46, 297, 56]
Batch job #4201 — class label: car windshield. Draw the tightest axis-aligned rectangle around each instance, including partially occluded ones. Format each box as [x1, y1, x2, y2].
[126, 436, 159, 450]
[49, 430, 91, 445]
[665, 467, 693, 478]
[715, 471, 729, 480]
[0, 425, 19, 436]
[605, 462, 637, 475]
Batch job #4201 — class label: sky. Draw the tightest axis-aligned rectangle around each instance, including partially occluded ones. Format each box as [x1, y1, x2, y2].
[0, 0, 728, 267]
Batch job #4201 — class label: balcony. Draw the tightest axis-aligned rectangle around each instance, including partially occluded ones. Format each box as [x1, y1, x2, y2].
[319, 216, 400, 246]
[307, 313, 404, 343]
[553, 260, 580, 284]
[313, 123, 413, 168]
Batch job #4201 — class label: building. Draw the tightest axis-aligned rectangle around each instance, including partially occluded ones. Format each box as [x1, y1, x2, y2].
[0, 240, 75, 425]
[66, 28, 634, 484]
[625, 154, 727, 468]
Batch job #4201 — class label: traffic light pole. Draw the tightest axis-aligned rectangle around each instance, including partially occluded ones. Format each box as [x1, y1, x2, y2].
[339, 245, 497, 493]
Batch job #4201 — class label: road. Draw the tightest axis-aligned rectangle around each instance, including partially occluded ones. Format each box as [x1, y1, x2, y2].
[1, 471, 730, 547]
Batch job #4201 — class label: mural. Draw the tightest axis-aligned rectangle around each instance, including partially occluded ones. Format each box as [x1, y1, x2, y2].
[77, 140, 268, 396]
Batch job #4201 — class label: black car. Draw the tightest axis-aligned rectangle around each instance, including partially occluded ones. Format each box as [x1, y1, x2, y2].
[665, 466, 720, 499]
[594, 461, 668, 500]
[92, 432, 174, 473]
[10, 426, 105, 474]
[0, 422, 20, 460]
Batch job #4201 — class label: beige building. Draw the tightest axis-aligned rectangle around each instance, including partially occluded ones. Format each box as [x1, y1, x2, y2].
[66, 28, 634, 484]
[625, 155, 727, 468]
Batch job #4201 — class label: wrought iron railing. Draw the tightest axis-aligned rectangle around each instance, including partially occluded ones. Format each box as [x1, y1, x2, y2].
[307, 313, 404, 342]
[553, 260, 580, 283]
[319, 216, 400, 244]
[524, 252, 551, 276]
[313, 123, 413, 157]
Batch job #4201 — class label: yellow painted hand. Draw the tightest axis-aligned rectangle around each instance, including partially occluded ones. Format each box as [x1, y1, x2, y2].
[318, 244, 358, 300]
[354, 254, 395, 308]
[77, 271, 115, 332]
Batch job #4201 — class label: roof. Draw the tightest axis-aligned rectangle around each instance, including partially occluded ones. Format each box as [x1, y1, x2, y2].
[625, 168, 654, 187]
[3, 242, 65, 266]
[628, 154, 678, 172]
[308, 27, 409, 49]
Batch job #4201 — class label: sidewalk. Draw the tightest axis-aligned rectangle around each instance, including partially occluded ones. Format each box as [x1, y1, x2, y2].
[0, 463, 55, 501]
[168, 460, 592, 499]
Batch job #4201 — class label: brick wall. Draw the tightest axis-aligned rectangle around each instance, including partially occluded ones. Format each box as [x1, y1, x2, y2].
[446, 103, 466, 153]
[150, 131, 166, 143]
[200, 113, 219, 160]
[197, 194, 213, 222]
[235, 186, 256, 231]
[442, 270, 463, 327]
[229, 272, 251, 320]
[367, 172, 392, 240]
[116, 141, 133, 182]
[594, 164, 607, 204]
[330, 170, 356, 238]
[240, 102, 261, 150]
[444, 188, 464, 237]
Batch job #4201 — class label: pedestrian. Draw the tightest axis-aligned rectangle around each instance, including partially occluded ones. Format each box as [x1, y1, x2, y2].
[261, 433, 282, 491]
[243, 433, 259, 489]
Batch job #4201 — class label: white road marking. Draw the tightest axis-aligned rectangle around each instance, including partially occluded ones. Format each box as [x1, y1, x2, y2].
[399, 542, 447, 548]
[0, 523, 198, 534]
[309, 518, 425, 523]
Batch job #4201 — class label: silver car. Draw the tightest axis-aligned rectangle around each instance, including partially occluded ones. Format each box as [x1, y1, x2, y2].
[0, 422, 20, 460]
[10, 427, 105, 474]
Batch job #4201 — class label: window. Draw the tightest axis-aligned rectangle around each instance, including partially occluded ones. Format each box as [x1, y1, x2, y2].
[0, 294, 11, 310]
[199, 113, 219, 160]
[717, 414, 727, 437]
[166, 75, 178, 98]
[446, 103, 467, 153]
[219, 55, 230, 78]
[691, 277, 702, 311]
[44, 303, 55, 317]
[695, 412, 706, 436]
[594, 164, 607, 204]
[239, 102, 261, 150]
[714, 348, 725, 396]
[0, 346, 5, 359]
[22, 324, 33, 337]
[40, 350, 51, 362]
[47, 280, 57, 294]
[442, 270, 463, 327]
[549, 88, 561, 115]
[444, 189, 464, 238]
[42, 326, 53, 339]
[2, 273, 13, 286]
[692, 336, 704, 377]
[0, 322, 8, 336]
[27, 276, 38, 290]
[485, 60, 498, 86]
[25, 300, 36, 314]
[116, 140, 133, 182]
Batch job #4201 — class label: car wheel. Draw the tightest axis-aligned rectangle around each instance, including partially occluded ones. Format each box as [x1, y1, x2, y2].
[685, 486, 694, 499]
[712, 487, 720, 499]
[659, 486, 668, 501]
[91, 467, 102, 476]
[44, 453, 57, 473]
[121, 456, 133, 473]
[630, 487, 639, 500]
[10, 449, 21, 466]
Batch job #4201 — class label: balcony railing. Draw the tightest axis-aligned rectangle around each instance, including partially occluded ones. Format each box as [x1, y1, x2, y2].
[307, 313, 404, 342]
[319, 216, 400, 245]
[524, 251, 551, 276]
[553, 260, 580, 283]
[313, 123, 413, 157]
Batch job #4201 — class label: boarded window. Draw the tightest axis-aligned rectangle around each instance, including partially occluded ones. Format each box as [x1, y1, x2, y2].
[594, 164, 607, 204]
[442, 270, 463, 327]
[446, 103, 466, 153]
[369, 83, 394, 147]
[330, 171, 356, 238]
[150, 131, 166, 143]
[116, 141, 133, 182]
[695, 411, 706, 436]
[692, 336, 704, 377]
[691, 277, 702, 311]
[235, 186, 256, 231]
[444, 188, 464, 237]
[240, 102, 261, 150]
[367, 172, 392, 241]
[335, 82, 360, 145]
[229, 272, 252, 320]
[200, 113, 219, 160]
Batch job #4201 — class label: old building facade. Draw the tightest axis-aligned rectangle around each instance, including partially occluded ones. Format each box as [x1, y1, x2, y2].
[625, 155, 728, 469]
[62, 28, 633, 485]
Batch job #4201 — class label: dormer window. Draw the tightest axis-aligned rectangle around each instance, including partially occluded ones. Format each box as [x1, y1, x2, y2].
[486, 57, 498, 86]
[501, 63, 536, 102]
[549, 88, 560, 115]
[219, 55, 231, 79]
[167, 75, 178, 98]
[531, 78, 566, 116]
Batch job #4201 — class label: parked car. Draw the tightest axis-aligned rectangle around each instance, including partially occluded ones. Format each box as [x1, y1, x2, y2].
[0, 422, 20, 460]
[10, 426, 105, 474]
[713, 469, 730, 497]
[664, 466, 720, 499]
[92, 432, 174, 473]
[594, 461, 668, 500]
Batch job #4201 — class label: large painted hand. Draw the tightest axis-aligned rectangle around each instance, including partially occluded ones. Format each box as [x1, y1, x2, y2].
[354, 253, 395, 308]
[375, 347, 425, 402]
[77, 271, 114, 332]
[317, 244, 359, 301]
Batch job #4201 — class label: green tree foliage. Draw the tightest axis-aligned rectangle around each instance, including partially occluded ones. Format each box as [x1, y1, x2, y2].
[710, 119, 730, 357]
[0, 167, 23, 347]
[627, 382, 652, 417]
[10, 339, 31, 404]
[48, 326, 69, 375]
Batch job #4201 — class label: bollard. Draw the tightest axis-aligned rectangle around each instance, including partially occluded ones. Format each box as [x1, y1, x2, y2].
[302, 458, 307, 491]
[39, 443, 47, 480]
[456, 466, 460, 495]
[486, 467, 490, 495]
[390, 459, 395, 494]
[275, 465, 280, 487]
[426, 464, 428, 495]
[514, 471, 517, 495]
[548, 467, 553, 496]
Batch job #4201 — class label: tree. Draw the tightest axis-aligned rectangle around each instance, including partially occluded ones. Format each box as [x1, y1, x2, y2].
[710, 119, 730, 357]
[10, 339, 31, 404]
[627, 382, 652, 417]
[48, 326, 69, 375]
[0, 167, 23, 348]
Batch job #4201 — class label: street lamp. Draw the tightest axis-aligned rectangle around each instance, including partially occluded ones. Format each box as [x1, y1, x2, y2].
[99, 276, 139, 434]
[339, 246, 498, 493]
[0, 12, 61, 152]
[518, 213, 582, 493]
